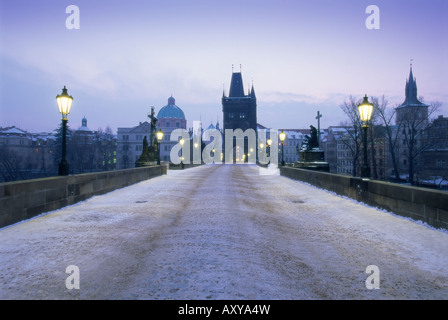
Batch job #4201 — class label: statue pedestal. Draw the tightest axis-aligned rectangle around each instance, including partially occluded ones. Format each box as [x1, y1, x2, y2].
[294, 149, 329, 172]
[135, 160, 157, 167]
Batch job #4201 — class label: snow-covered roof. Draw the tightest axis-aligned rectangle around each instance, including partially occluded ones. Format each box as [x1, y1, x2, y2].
[1, 127, 27, 135]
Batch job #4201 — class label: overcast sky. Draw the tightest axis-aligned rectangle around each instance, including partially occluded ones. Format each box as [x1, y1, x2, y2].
[1, 0, 447, 134]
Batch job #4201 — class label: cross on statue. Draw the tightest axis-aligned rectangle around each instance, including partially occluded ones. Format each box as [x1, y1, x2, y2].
[315, 111, 322, 149]
[148, 106, 158, 146]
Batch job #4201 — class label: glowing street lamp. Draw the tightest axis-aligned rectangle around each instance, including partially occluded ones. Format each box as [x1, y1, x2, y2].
[180, 138, 185, 169]
[358, 95, 374, 178]
[156, 129, 164, 165]
[358, 95, 374, 124]
[267, 138, 272, 158]
[279, 130, 286, 166]
[56, 86, 73, 175]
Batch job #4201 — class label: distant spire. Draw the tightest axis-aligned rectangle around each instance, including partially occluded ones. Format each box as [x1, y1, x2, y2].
[406, 63, 417, 101]
[400, 61, 426, 107]
[250, 83, 256, 98]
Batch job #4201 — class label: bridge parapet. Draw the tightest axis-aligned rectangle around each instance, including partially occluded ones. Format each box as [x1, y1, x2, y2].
[0, 165, 166, 228]
[280, 167, 448, 230]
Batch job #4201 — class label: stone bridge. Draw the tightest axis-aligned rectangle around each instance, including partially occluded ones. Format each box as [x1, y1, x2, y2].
[0, 164, 447, 299]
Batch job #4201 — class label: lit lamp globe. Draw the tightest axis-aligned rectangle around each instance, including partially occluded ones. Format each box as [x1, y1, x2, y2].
[279, 131, 286, 142]
[358, 95, 374, 126]
[56, 86, 73, 119]
[156, 129, 164, 142]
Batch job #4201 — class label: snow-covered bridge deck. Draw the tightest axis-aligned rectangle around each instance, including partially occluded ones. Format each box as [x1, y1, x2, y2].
[1, 164, 447, 299]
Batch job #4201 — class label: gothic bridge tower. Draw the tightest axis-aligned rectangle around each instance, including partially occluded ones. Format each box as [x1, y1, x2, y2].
[222, 69, 257, 162]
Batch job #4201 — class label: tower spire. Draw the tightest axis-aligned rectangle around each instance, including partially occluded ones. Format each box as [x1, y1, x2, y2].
[250, 81, 256, 98]
[229, 70, 244, 97]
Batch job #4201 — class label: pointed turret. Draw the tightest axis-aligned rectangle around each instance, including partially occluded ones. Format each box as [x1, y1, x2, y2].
[400, 64, 426, 108]
[229, 72, 244, 97]
[396, 63, 429, 124]
[250, 84, 256, 98]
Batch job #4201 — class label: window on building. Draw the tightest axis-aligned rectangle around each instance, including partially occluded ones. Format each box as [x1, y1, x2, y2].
[437, 160, 446, 168]
[240, 112, 246, 119]
[176, 122, 180, 128]
[228, 113, 234, 119]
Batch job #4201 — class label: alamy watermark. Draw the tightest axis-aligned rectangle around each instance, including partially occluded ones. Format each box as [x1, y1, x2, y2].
[365, 5, 380, 30]
[64, 5, 380, 31]
[66, 5, 80, 30]
[169, 122, 280, 175]
[365, 265, 380, 289]
[65, 265, 80, 290]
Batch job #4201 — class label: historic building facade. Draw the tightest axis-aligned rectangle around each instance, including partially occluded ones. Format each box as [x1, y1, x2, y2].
[116, 121, 151, 169]
[0, 126, 56, 181]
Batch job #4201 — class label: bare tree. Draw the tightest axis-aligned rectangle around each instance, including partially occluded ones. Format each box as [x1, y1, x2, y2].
[0, 146, 27, 182]
[397, 98, 441, 185]
[339, 96, 363, 176]
[372, 95, 402, 181]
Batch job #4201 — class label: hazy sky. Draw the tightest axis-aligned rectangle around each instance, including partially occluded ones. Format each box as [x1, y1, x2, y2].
[1, 0, 447, 133]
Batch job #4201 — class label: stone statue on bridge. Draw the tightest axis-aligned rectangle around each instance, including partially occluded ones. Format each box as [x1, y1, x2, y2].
[135, 107, 159, 167]
[302, 125, 319, 151]
[295, 125, 329, 172]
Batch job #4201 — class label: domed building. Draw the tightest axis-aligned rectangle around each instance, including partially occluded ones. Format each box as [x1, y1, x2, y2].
[157, 96, 187, 162]
[73, 116, 94, 144]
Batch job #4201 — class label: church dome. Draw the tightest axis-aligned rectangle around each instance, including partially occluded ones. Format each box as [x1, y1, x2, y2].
[157, 96, 185, 119]
[77, 116, 92, 132]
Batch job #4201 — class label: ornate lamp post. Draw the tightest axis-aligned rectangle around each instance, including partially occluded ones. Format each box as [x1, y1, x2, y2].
[156, 129, 164, 165]
[267, 138, 272, 158]
[56, 86, 73, 176]
[179, 138, 185, 169]
[279, 130, 286, 166]
[358, 95, 374, 178]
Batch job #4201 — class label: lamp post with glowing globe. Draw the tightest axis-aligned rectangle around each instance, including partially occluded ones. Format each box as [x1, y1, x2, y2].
[156, 129, 164, 165]
[56, 86, 73, 176]
[279, 130, 286, 166]
[180, 138, 185, 169]
[358, 95, 374, 178]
